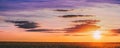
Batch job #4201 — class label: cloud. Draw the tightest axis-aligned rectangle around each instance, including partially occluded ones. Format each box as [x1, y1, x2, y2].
[72, 19, 100, 24]
[59, 15, 94, 18]
[54, 9, 74, 12]
[0, 0, 120, 34]
[27, 29, 51, 31]
[26, 24, 100, 33]
[110, 29, 120, 34]
[26, 29, 64, 33]
[27, 29, 55, 32]
[65, 24, 100, 33]
[6, 20, 38, 29]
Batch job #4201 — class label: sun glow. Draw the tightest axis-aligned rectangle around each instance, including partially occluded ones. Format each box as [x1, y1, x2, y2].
[93, 30, 102, 40]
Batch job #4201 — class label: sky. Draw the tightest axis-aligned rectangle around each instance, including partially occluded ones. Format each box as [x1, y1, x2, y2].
[0, 0, 120, 42]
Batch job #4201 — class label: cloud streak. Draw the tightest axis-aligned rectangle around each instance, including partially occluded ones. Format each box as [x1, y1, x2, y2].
[6, 20, 39, 29]
[59, 15, 94, 18]
[72, 20, 100, 24]
[65, 24, 100, 33]
[26, 29, 63, 32]
[54, 9, 74, 12]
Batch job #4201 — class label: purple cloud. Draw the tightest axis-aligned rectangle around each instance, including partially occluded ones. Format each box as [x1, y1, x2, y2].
[54, 9, 74, 12]
[0, 0, 119, 11]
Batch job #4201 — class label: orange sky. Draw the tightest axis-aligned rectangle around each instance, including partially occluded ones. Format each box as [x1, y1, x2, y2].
[0, 0, 120, 42]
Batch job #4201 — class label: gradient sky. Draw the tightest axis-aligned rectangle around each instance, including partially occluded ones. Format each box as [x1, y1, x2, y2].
[0, 0, 120, 42]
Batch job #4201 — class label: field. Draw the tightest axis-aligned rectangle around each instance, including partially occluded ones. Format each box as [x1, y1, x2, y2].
[0, 42, 120, 48]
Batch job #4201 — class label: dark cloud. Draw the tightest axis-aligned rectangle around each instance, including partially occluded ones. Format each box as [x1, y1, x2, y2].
[27, 29, 54, 32]
[65, 24, 100, 33]
[72, 20, 100, 24]
[59, 15, 94, 18]
[26, 29, 64, 32]
[6, 20, 38, 29]
[26, 24, 100, 33]
[54, 9, 74, 12]
[110, 29, 120, 34]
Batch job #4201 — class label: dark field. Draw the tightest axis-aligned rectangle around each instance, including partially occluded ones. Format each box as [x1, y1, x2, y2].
[0, 42, 120, 48]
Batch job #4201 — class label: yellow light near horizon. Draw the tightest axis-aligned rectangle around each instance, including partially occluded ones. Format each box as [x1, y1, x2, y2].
[93, 30, 102, 40]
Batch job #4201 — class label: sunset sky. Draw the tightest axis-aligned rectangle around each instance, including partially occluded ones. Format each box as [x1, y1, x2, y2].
[0, 0, 120, 42]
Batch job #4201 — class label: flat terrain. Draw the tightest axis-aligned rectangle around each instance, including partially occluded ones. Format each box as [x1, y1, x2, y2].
[0, 42, 120, 48]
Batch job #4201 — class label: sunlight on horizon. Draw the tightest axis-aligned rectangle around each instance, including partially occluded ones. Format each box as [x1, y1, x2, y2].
[92, 30, 102, 40]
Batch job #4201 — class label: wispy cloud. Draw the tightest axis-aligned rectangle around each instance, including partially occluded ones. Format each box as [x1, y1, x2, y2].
[26, 29, 64, 33]
[72, 19, 100, 24]
[53, 9, 74, 12]
[6, 20, 38, 29]
[59, 15, 94, 18]
[65, 24, 100, 33]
